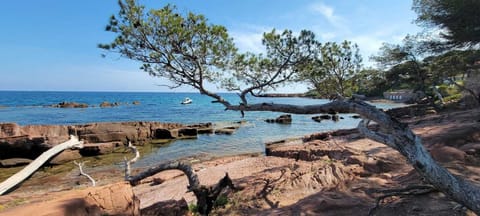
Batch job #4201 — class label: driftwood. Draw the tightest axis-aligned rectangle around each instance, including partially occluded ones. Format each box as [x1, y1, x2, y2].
[124, 141, 140, 181]
[0, 135, 84, 195]
[222, 99, 480, 214]
[73, 160, 96, 187]
[128, 161, 236, 215]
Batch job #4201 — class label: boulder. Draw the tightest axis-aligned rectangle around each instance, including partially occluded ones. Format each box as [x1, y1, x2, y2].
[141, 199, 188, 216]
[0, 158, 32, 167]
[99, 101, 113, 108]
[53, 101, 88, 108]
[265, 114, 292, 124]
[312, 114, 331, 122]
[0, 182, 140, 216]
[74, 122, 160, 144]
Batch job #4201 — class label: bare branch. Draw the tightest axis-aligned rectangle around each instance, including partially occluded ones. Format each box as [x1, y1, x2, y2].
[73, 160, 96, 187]
[124, 141, 140, 181]
[128, 161, 236, 215]
[368, 185, 437, 216]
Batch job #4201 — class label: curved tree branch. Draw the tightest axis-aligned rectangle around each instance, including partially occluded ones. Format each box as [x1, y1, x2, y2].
[74, 160, 96, 187]
[128, 161, 235, 215]
[224, 99, 480, 213]
[124, 141, 140, 181]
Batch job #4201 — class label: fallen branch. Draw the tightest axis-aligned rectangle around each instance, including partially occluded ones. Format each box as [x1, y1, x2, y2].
[226, 99, 480, 213]
[368, 185, 437, 216]
[128, 161, 236, 215]
[73, 160, 96, 187]
[0, 135, 84, 195]
[124, 141, 140, 181]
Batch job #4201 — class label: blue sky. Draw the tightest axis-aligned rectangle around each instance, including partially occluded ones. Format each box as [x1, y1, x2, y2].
[0, 0, 420, 92]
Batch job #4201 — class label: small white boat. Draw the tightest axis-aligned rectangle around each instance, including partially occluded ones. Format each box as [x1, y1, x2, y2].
[181, 97, 192, 104]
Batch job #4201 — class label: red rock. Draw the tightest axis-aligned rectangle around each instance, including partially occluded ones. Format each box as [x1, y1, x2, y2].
[0, 182, 140, 216]
[49, 149, 82, 165]
[79, 142, 121, 156]
[141, 199, 188, 216]
[0, 123, 21, 137]
[429, 146, 466, 163]
[52, 101, 89, 108]
[0, 121, 187, 161]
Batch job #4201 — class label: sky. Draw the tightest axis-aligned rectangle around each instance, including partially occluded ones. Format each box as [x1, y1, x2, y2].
[0, 0, 420, 92]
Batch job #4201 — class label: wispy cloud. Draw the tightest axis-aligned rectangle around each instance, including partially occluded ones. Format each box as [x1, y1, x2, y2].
[230, 24, 272, 53]
[309, 2, 349, 33]
[231, 31, 264, 53]
[349, 32, 406, 65]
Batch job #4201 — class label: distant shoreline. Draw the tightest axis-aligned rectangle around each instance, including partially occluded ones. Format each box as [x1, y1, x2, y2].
[257, 93, 307, 98]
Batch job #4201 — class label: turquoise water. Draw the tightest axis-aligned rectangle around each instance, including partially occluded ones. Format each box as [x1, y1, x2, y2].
[0, 91, 402, 167]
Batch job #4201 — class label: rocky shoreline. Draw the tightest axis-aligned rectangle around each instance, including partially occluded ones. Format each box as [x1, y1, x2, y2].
[1, 105, 478, 215]
[0, 121, 243, 167]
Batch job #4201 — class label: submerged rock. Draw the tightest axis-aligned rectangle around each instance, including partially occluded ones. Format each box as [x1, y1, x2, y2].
[312, 114, 340, 122]
[99, 101, 113, 107]
[52, 101, 88, 108]
[215, 127, 237, 135]
[312, 114, 331, 122]
[265, 114, 292, 124]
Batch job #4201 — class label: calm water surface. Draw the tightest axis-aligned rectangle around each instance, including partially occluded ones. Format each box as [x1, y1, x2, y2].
[0, 91, 403, 167]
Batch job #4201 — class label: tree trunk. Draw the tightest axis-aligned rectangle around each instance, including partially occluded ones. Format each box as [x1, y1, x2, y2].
[224, 99, 480, 213]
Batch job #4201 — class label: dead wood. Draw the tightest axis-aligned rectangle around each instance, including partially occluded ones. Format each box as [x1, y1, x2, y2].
[124, 141, 140, 181]
[73, 160, 96, 187]
[128, 161, 236, 215]
[222, 99, 480, 213]
[368, 185, 437, 215]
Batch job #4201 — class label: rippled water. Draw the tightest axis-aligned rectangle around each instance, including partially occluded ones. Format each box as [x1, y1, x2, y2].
[0, 91, 403, 167]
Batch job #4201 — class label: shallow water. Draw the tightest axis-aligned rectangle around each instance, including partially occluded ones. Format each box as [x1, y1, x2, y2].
[0, 91, 403, 167]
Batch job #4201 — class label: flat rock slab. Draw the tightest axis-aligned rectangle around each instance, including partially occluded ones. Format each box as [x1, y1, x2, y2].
[0, 158, 32, 168]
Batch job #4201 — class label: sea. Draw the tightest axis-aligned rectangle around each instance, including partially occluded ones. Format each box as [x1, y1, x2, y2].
[0, 91, 403, 167]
